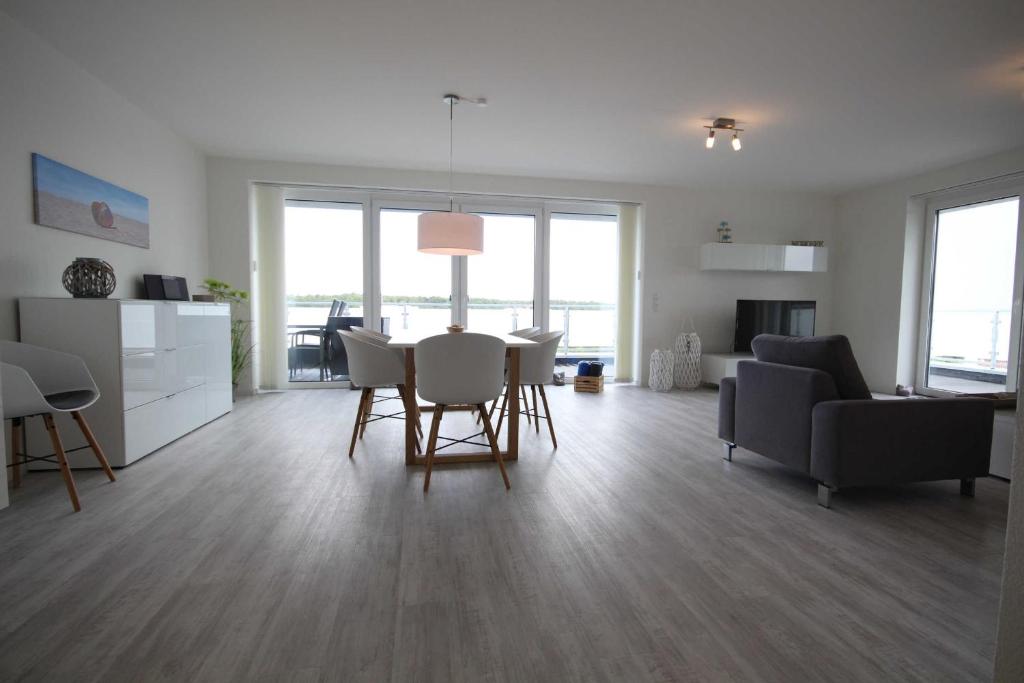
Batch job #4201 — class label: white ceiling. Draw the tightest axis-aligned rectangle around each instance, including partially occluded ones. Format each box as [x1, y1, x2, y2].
[3, 0, 1023, 192]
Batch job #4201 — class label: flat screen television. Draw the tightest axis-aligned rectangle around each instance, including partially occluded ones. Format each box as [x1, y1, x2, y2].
[734, 299, 816, 353]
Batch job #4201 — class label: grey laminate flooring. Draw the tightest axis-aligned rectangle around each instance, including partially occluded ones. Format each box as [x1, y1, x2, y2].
[0, 386, 1009, 682]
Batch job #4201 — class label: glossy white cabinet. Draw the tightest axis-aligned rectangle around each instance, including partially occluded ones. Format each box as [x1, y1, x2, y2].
[700, 243, 829, 272]
[19, 298, 232, 468]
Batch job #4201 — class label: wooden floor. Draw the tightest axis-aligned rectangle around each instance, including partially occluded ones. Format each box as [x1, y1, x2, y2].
[0, 386, 1009, 682]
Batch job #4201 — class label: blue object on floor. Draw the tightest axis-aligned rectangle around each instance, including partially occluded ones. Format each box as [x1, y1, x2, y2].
[577, 361, 592, 376]
[588, 361, 605, 377]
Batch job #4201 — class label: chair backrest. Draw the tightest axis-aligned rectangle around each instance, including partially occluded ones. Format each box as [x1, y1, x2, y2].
[751, 334, 871, 400]
[0, 340, 97, 396]
[518, 331, 564, 385]
[510, 326, 541, 339]
[350, 326, 391, 342]
[329, 299, 346, 317]
[415, 333, 506, 405]
[338, 331, 405, 388]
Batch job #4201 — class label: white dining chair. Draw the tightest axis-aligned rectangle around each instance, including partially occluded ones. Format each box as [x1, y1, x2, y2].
[415, 333, 510, 492]
[349, 326, 391, 342]
[509, 326, 541, 339]
[494, 331, 563, 447]
[1, 341, 116, 512]
[339, 331, 421, 458]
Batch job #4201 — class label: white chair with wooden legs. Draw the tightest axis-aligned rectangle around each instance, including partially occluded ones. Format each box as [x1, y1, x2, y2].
[481, 327, 541, 425]
[509, 327, 541, 339]
[349, 326, 391, 342]
[415, 333, 509, 492]
[494, 331, 563, 447]
[339, 331, 422, 458]
[1, 341, 116, 512]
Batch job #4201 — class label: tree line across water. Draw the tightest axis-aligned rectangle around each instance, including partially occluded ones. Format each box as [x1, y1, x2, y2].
[288, 293, 613, 306]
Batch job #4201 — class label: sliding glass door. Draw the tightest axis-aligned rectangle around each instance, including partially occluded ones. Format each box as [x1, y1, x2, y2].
[462, 209, 538, 336]
[280, 190, 624, 385]
[378, 205, 454, 336]
[284, 199, 364, 382]
[919, 187, 1024, 395]
[548, 212, 618, 376]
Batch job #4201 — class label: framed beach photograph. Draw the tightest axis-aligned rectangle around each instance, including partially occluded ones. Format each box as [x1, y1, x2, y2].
[31, 153, 150, 248]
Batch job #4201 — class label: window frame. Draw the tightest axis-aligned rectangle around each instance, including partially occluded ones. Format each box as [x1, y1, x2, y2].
[915, 179, 1024, 397]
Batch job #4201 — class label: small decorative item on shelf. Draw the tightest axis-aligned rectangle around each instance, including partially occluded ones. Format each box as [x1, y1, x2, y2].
[673, 319, 702, 390]
[446, 324, 465, 333]
[649, 348, 674, 392]
[61, 257, 116, 298]
[716, 221, 733, 244]
[790, 240, 825, 247]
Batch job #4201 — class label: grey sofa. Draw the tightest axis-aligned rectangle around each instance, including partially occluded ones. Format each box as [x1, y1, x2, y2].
[718, 334, 994, 508]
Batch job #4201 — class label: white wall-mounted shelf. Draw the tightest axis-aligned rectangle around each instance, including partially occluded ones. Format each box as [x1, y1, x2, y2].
[699, 243, 828, 272]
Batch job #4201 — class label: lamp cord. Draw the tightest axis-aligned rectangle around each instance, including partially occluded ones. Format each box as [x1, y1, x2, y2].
[448, 97, 454, 211]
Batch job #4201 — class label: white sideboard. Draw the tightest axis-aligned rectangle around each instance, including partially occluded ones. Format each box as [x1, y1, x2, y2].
[701, 352, 753, 386]
[19, 298, 232, 468]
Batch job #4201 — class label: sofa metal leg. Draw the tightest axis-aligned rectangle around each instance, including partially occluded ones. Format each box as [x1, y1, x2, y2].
[722, 442, 735, 461]
[960, 478, 976, 497]
[817, 484, 836, 509]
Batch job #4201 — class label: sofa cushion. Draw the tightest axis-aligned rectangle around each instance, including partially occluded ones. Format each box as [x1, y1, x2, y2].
[751, 334, 872, 400]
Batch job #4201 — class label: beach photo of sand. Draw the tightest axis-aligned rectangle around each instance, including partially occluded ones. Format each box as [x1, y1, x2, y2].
[32, 153, 150, 248]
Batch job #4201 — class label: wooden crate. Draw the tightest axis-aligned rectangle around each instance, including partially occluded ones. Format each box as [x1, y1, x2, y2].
[574, 375, 604, 393]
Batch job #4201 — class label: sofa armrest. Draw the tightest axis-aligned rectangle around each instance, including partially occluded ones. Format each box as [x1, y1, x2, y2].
[811, 398, 994, 488]
[718, 376, 736, 442]
[735, 361, 840, 473]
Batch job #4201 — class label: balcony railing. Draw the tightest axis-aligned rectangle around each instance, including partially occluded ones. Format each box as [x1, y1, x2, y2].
[286, 299, 615, 360]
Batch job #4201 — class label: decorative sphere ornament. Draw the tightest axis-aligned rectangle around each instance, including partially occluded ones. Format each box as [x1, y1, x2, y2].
[62, 257, 116, 298]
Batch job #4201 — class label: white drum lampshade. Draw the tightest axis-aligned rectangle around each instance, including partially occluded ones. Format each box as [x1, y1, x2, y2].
[417, 211, 484, 255]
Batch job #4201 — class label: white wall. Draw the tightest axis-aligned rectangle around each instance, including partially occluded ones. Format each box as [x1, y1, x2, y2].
[0, 12, 208, 342]
[206, 157, 837, 391]
[833, 148, 1024, 392]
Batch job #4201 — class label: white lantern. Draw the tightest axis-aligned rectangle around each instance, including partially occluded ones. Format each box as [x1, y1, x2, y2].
[649, 349, 675, 392]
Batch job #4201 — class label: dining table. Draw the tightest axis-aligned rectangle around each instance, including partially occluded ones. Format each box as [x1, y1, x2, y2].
[386, 330, 538, 466]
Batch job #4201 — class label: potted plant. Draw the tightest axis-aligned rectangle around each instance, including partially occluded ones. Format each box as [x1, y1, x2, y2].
[201, 278, 254, 396]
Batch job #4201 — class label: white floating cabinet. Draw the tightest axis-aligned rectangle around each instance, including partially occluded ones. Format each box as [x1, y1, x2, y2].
[700, 243, 828, 272]
[19, 298, 232, 469]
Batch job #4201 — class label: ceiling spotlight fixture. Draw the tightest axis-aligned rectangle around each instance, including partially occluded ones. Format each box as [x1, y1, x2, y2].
[417, 93, 486, 255]
[703, 117, 744, 152]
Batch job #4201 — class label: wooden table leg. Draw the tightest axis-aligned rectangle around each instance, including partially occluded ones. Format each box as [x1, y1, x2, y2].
[507, 348, 520, 459]
[404, 348, 417, 466]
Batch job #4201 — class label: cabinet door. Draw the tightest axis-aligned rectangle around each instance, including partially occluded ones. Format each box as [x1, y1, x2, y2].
[174, 303, 207, 347]
[120, 301, 159, 355]
[204, 304, 233, 419]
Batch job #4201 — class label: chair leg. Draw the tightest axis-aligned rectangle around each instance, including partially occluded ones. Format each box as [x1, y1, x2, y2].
[478, 404, 511, 490]
[397, 385, 423, 438]
[423, 405, 445, 492]
[494, 389, 510, 437]
[10, 417, 22, 488]
[538, 385, 557, 448]
[531, 385, 540, 433]
[359, 388, 375, 439]
[722, 441, 735, 461]
[521, 385, 531, 425]
[961, 478, 976, 497]
[71, 411, 116, 482]
[817, 484, 835, 509]
[488, 393, 500, 420]
[42, 414, 81, 512]
[349, 388, 369, 458]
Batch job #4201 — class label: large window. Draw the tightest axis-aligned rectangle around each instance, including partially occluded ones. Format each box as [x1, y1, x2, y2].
[548, 212, 618, 376]
[465, 212, 536, 336]
[919, 190, 1024, 395]
[277, 190, 626, 385]
[379, 208, 453, 336]
[284, 200, 363, 382]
